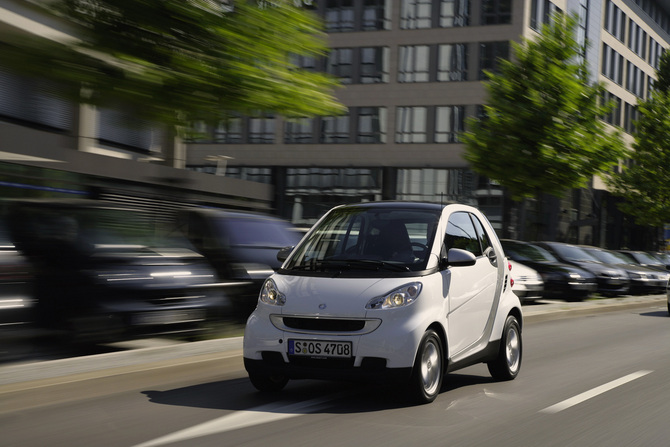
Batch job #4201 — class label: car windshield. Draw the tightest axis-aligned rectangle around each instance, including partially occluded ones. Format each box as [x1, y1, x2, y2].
[632, 251, 661, 264]
[583, 248, 623, 264]
[551, 244, 598, 262]
[285, 207, 441, 272]
[502, 241, 558, 262]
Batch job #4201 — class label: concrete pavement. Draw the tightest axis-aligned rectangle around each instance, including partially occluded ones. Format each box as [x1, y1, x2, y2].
[0, 294, 666, 388]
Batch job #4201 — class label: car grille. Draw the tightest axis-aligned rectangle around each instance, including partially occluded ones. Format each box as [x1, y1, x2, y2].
[283, 317, 365, 332]
[270, 315, 381, 335]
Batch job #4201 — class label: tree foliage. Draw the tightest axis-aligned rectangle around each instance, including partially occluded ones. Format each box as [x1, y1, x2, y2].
[462, 13, 624, 201]
[607, 51, 670, 227]
[0, 0, 345, 132]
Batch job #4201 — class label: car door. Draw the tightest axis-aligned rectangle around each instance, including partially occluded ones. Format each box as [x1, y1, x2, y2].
[443, 211, 498, 355]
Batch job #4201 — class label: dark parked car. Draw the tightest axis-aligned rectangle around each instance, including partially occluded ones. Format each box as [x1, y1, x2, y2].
[580, 246, 667, 295]
[176, 208, 303, 319]
[535, 241, 630, 296]
[7, 199, 230, 342]
[617, 250, 670, 272]
[500, 239, 597, 301]
[0, 220, 35, 328]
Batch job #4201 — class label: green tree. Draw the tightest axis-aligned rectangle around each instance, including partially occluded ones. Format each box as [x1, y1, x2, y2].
[462, 14, 624, 218]
[0, 0, 345, 132]
[607, 51, 670, 229]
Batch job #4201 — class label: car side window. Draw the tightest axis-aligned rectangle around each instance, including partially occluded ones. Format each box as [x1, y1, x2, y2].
[445, 212, 482, 257]
[470, 214, 492, 254]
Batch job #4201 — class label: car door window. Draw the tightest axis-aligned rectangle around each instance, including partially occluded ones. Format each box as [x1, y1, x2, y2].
[445, 212, 482, 256]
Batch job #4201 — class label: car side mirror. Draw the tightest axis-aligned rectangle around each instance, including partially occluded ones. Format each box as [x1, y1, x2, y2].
[442, 248, 477, 267]
[277, 246, 294, 263]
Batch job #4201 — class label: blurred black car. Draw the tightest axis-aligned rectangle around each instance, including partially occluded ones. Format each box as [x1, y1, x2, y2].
[500, 239, 597, 301]
[176, 208, 303, 319]
[617, 250, 670, 272]
[0, 220, 35, 328]
[7, 199, 230, 342]
[580, 246, 667, 295]
[535, 241, 630, 296]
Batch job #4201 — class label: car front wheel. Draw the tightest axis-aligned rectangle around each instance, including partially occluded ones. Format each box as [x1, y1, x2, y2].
[487, 315, 522, 381]
[248, 371, 289, 392]
[407, 329, 444, 404]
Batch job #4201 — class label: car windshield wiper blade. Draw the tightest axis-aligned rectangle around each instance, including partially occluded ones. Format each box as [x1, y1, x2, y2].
[289, 258, 409, 272]
[324, 258, 410, 272]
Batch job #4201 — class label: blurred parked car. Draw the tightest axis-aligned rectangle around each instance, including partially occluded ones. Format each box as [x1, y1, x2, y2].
[176, 208, 303, 319]
[0, 220, 35, 328]
[7, 199, 230, 342]
[580, 246, 667, 295]
[500, 239, 597, 301]
[535, 242, 630, 297]
[617, 250, 670, 272]
[508, 260, 543, 302]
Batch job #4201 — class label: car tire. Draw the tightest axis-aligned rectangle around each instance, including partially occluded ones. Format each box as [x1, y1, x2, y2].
[248, 371, 289, 392]
[487, 315, 522, 381]
[407, 329, 444, 404]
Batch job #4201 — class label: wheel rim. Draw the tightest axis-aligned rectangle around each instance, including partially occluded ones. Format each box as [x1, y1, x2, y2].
[505, 326, 521, 374]
[420, 339, 441, 396]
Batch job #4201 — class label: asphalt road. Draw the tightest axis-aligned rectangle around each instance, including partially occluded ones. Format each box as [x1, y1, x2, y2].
[1, 295, 668, 447]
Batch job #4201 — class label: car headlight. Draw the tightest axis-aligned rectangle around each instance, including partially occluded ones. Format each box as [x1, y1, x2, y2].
[568, 272, 582, 279]
[259, 278, 285, 306]
[366, 282, 422, 310]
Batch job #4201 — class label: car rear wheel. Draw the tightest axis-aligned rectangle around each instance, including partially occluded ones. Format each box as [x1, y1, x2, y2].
[407, 329, 443, 404]
[487, 315, 522, 381]
[248, 371, 289, 392]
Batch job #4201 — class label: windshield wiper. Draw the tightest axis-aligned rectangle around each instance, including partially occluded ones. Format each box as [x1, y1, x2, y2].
[289, 258, 410, 272]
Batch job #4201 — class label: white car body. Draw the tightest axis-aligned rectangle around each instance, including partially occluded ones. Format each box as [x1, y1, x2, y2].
[243, 202, 522, 403]
[509, 260, 544, 301]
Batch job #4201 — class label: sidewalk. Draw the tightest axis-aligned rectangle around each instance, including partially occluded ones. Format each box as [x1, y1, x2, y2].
[0, 294, 666, 387]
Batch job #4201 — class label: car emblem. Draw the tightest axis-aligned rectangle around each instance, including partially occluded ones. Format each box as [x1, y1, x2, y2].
[319, 303, 327, 310]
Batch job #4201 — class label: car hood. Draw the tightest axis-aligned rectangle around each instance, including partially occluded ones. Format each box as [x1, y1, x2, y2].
[272, 274, 414, 318]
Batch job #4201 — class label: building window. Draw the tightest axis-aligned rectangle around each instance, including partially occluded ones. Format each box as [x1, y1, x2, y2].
[0, 68, 73, 132]
[326, 48, 353, 84]
[290, 54, 317, 71]
[576, 0, 588, 57]
[396, 168, 475, 204]
[248, 115, 275, 144]
[438, 44, 468, 81]
[440, 0, 469, 26]
[623, 102, 638, 134]
[649, 38, 664, 70]
[284, 118, 314, 143]
[530, 0, 558, 31]
[435, 106, 465, 143]
[356, 107, 387, 143]
[214, 117, 242, 143]
[481, 0, 512, 25]
[326, 0, 355, 32]
[602, 92, 622, 127]
[400, 0, 433, 29]
[479, 41, 509, 79]
[628, 20, 647, 59]
[320, 115, 351, 143]
[604, 0, 625, 42]
[601, 44, 623, 85]
[626, 61, 645, 98]
[363, 0, 391, 30]
[396, 106, 427, 143]
[398, 45, 430, 83]
[360, 47, 389, 84]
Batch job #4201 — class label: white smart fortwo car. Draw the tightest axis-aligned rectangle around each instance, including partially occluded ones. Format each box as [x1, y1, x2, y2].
[243, 202, 522, 404]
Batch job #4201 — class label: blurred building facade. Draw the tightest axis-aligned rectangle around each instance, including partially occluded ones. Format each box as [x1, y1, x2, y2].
[0, 0, 274, 220]
[1, 0, 669, 247]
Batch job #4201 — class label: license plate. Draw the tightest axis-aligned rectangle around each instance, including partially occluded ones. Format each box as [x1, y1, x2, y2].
[133, 309, 205, 325]
[288, 339, 352, 358]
